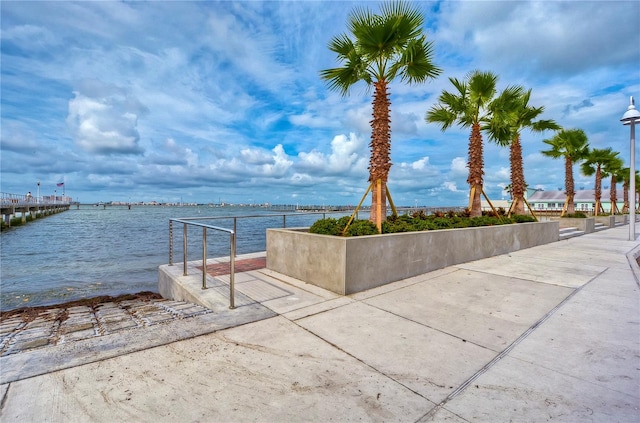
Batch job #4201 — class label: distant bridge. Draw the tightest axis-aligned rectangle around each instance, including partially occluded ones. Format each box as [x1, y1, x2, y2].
[1, 192, 73, 228]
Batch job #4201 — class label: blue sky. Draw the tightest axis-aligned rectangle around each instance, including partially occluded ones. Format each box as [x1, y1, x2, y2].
[1, 1, 639, 206]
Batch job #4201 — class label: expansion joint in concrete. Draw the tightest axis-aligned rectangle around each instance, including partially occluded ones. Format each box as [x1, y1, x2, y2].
[421, 271, 602, 421]
[0, 383, 10, 413]
[289, 315, 433, 407]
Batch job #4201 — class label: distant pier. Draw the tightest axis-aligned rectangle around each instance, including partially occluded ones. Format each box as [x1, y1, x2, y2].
[0, 193, 72, 228]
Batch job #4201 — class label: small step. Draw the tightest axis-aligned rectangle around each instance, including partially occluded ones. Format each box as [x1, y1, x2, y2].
[594, 223, 607, 231]
[559, 227, 584, 240]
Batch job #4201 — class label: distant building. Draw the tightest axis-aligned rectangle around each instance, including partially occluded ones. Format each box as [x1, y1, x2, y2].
[527, 189, 628, 213]
[480, 199, 510, 210]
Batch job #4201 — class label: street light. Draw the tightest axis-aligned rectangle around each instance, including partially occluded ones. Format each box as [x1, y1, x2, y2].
[621, 96, 640, 241]
[36, 181, 40, 204]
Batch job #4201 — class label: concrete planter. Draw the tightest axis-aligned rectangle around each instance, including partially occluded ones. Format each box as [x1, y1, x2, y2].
[553, 217, 595, 233]
[594, 215, 616, 227]
[266, 221, 559, 295]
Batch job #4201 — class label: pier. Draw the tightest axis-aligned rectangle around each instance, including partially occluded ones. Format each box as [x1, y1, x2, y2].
[1, 192, 72, 228]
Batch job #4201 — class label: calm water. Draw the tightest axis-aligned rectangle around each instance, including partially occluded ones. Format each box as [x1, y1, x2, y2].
[1, 205, 345, 311]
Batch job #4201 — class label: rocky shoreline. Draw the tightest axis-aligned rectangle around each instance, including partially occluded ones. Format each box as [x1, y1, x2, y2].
[0, 291, 162, 321]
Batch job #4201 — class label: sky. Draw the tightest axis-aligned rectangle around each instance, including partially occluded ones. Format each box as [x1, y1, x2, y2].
[1, 1, 639, 206]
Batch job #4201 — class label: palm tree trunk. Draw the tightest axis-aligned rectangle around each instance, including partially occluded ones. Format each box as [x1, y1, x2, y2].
[610, 175, 618, 214]
[623, 180, 629, 213]
[510, 135, 525, 215]
[468, 122, 484, 217]
[565, 156, 576, 214]
[594, 166, 602, 216]
[369, 80, 391, 226]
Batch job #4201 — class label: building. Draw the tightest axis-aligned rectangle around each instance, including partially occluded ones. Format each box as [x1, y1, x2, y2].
[527, 189, 629, 213]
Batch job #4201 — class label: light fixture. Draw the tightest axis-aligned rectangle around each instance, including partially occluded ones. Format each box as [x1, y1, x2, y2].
[621, 96, 640, 241]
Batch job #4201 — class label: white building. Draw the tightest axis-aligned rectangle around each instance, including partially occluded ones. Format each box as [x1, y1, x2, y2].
[527, 189, 629, 213]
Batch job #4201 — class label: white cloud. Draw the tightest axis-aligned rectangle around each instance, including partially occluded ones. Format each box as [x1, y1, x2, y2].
[2, 24, 58, 51]
[204, 9, 294, 94]
[344, 106, 373, 134]
[495, 167, 510, 181]
[240, 148, 274, 165]
[297, 133, 367, 176]
[67, 80, 147, 154]
[411, 157, 429, 171]
[2, 1, 638, 205]
[450, 157, 467, 176]
[442, 181, 461, 192]
[289, 113, 333, 129]
[260, 144, 293, 178]
[437, 1, 639, 77]
[391, 109, 419, 135]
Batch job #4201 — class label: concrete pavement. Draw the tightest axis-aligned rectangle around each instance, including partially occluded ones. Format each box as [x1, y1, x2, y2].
[1, 223, 638, 422]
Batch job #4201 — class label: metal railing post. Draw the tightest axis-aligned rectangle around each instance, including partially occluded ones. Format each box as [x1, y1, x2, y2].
[202, 227, 207, 289]
[229, 231, 236, 309]
[169, 220, 174, 266]
[170, 212, 366, 303]
[183, 222, 188, 276]
[233, 217, 237, 255]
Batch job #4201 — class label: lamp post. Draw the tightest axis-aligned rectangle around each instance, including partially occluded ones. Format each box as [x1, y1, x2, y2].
[36, 181, 40, 204]
[621, 96, 640, 241]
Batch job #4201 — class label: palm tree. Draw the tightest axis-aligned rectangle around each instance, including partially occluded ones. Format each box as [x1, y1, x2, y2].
[321, 1, 441, 231]
[636, 173, 640, 213]
[602, 152, 623, 214]
[503, 183, 513, 200]
[580, 147, 620, 215]
[541, 129, 589, 215]
[485, 87, 561, 215]
[426, 70, 498, 217]
[621, 169, 640, 213]
[619, 167, 631, 213]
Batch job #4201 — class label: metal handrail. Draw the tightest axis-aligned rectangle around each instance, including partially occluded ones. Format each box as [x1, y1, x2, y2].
[1, 193, 71, 207]
[170, 218, 236, 309]
[168, 211, 356, 310]
[168, 211, 349, 255]
[166, 207, 447, 310]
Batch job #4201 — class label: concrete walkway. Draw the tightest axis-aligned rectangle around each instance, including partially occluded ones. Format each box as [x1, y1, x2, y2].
[1, 224, 638, 422]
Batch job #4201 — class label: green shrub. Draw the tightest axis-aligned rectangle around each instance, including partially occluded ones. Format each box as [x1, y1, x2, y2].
[382, 220, 409, 233]
[344, 220, 378, 236]
[310, 216, 378, 236]
[411, 210, 428, 219]
[309, 218, 341, 235]
[511, 214, 536, 223]
[335, 215, 351, 230]
[470, 216, 494, 227]
[432, 217, 454, 229]
[563, 212, 587, 218]
[310, 210, 538, 237]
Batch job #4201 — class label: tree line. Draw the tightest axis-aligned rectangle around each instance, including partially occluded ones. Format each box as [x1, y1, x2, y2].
[321, 1, 635, 230]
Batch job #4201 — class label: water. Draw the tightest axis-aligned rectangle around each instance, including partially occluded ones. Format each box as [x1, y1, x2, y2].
[1, 205, 344, 311]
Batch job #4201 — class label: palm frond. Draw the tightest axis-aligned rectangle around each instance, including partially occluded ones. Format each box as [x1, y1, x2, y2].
[328, 33, 357, 58]
[484, 85, 523, 144]
[530, 119, 561, 133]
[541, 129, 589, 160]
[467, 70, 498, 117]
[393, 36, 442, 83]
[540, 138, 563, 159]
[425, 105, 458, 131]
[320, 60, 368, 96]
[381, 1, 424, 42]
